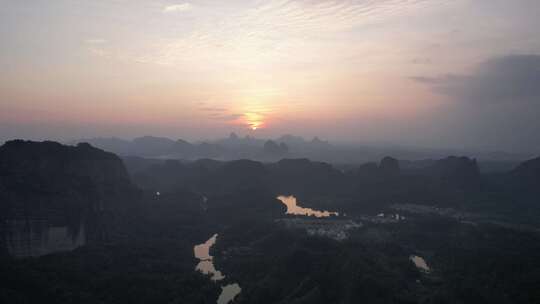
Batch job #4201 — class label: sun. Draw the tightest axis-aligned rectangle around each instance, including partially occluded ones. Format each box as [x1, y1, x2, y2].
[245, 112, 264, 131]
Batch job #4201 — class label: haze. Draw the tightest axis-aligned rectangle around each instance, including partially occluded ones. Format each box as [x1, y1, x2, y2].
[1, 0, 540, 153]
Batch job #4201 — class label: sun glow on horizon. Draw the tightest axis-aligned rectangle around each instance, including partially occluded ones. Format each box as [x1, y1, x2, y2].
[244, 112, 264, 131]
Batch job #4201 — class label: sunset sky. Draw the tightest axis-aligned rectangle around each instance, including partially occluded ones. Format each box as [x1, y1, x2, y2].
[1, 0, 540, 152]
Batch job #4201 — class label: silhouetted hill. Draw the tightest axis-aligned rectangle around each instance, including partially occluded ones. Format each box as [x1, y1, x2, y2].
[132, 136, 177, 156]
[354, 157, 400, 180]
[504, 156, 540, 197]
[71, 137, 132, 155]
[171, 139, 195, 156]
[356, 162, 379, 177]
[72, 135, 530, 165]
[426, 156, 481, 191]
[121, 156, 164, 175]
[276, 134, 305, 147]
[196, 142, 225, 158]
[379, 156, 400, 176]
[512, 156, 540, 182]
[0, 140, 140, 256]
[267, 158, 345, 196]
[214, 159, 268, 191]
[262, 140, 289, 158]
[0, 141, 137, 203]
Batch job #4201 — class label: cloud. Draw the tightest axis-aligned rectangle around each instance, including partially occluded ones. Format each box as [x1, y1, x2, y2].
[410, 74, 466, 85]
[84, 39, 107, 44]
[196, 104, 240, 121]
[200, 107, 227, 112]
[163, 3, 192, 13]
[413, 55, 540, 104]
[133, 0, 431, 67]
[214, 113, 243, 121]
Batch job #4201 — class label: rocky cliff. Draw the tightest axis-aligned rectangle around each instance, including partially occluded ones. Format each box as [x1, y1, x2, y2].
[0, 140, 140, 257]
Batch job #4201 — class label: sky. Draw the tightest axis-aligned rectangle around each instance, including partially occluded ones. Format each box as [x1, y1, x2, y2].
[1, 0, 540, 153]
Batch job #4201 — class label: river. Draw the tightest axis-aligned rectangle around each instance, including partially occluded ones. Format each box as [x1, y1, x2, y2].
[276, 195, 339, 217]
[194, 234, 242, 304]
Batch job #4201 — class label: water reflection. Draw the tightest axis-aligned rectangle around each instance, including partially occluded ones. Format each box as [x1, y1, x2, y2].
[194, 234, 242, 303]
[194, 234, 225, 281]
[410, 255, 430, 273]
[217, 283, 241, 304]
[196, 260, 225, 281]
[194, 234, 217, 261]
[277, 195, 338, 218]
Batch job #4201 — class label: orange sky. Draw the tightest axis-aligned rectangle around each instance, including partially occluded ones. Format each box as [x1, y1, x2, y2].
[2, 1, 540, 151]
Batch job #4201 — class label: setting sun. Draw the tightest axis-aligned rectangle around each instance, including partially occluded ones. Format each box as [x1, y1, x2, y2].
[244, 112, 264, 131]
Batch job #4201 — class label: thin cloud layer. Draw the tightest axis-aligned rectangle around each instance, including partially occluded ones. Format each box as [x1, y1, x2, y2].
[163, 3, 193, 13]
[131, 0, 432, 67]
[84, 39, 107, 45]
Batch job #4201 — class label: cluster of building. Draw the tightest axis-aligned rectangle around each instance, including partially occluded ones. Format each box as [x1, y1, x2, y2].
[276, 218, 362, 241]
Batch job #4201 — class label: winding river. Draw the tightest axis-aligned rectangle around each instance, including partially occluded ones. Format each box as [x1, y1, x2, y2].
[194, 234, 241, 304]
[276, 195, 339, 218]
